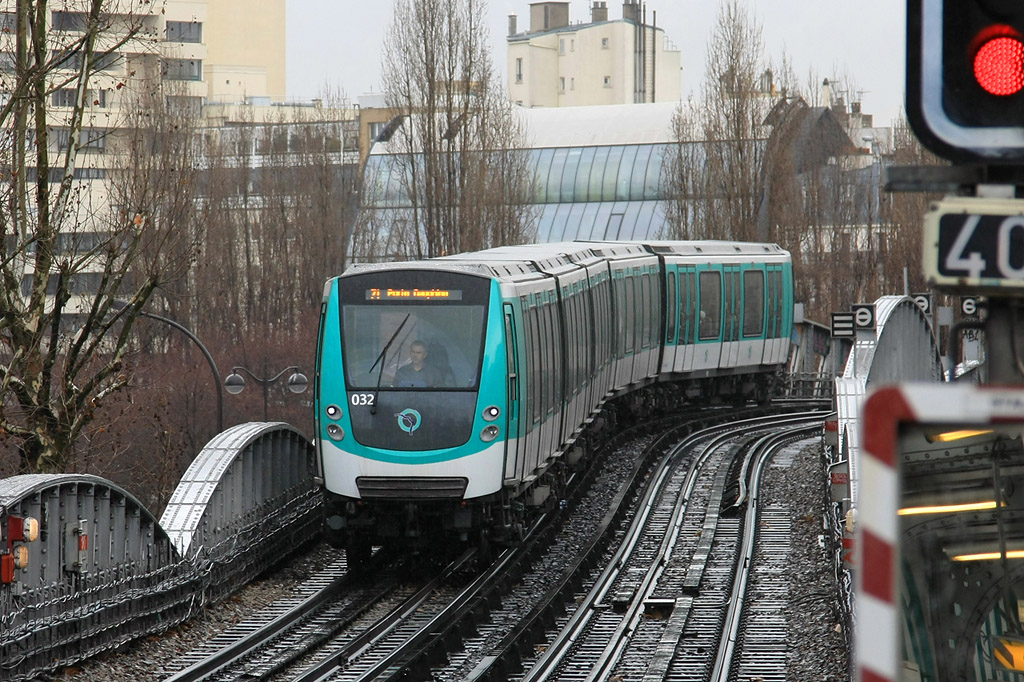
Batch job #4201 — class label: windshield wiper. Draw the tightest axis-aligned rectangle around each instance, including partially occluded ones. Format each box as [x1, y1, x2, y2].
[367, 314, 410, 414]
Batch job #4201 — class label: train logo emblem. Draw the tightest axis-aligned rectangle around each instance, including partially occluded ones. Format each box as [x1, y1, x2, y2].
[396, 409, 422, 435]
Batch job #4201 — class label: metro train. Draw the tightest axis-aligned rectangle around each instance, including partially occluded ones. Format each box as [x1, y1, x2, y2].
[314, 240, 794, 560]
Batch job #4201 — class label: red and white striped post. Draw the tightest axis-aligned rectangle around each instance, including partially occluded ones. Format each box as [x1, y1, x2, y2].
[858, 382, 1024, 682]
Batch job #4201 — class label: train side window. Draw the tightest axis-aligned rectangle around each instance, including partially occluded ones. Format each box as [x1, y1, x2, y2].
[719, 270, 732, 342]
[765, 269, 777, 337]
[686, 271, 695, 342]
[603, 277, 612, 361]
[537, 302, 548, 418]
[732, 271, 742, 341]
[576, 291, 588, 386]
[775, 270, 784, 335]
[597, 277, 609, 365]
[548, 302, 562, 408]
[641, 273, 652, 349]
[567, 291, 578, 394]
[528, 305, 542, 425]
[743, 270, 765, 337]
[699, 270, 722, 340]
[680, 271, 690, 343]
[649, 269, 658, 348]
[624, 275, 635, 352]
[666, 271, 677, 343]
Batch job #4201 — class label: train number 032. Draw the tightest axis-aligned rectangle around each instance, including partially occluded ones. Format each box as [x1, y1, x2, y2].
[941, 214, 1024, 280]
[350, 393, 375, 406]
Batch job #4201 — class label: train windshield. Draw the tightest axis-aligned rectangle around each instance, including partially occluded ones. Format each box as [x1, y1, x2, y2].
[338, 271, 489, 390]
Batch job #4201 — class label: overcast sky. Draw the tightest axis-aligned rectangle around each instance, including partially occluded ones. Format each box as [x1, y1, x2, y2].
[286, 0, 906, 127]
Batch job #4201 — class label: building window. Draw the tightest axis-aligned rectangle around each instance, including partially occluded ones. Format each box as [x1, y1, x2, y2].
[52, 88, 107, 108]
[601, 37, 609, 49]
[0, 12, 15, 32]
[163, 58, 202, 81]
[51, 12, 89, 32]
[0, 52, 15, 73]
[571, 39, 575, 51]
[516, 57, 523, 84]
[55, 127, 106, 152]
[166, 20, 202, 43]
[559, 38, 565, 55]
[603, 75, 612, 87]
[571, 77, 575, 91]
[51, 48, 84, 71]
[559, 77, 565, 92]
[91, 51, 121, 72]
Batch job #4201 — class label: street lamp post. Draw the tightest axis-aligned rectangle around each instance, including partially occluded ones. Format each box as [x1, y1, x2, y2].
[114, 303, 224, 432]
[223, 360, 308, 422]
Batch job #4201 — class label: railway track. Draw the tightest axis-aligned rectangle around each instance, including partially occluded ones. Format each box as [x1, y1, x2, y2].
[495, 414, 823, 682]
[157, 405, 827, 682]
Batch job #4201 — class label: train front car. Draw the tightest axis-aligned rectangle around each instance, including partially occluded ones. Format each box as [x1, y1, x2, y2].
[316, 265, 507, 560]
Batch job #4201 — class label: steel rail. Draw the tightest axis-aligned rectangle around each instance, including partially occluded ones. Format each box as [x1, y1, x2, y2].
[290, 547, 482, 682]
[516, 410, 826, 682]
[710, 423, 823, 682]
[163, 551, 398, 682]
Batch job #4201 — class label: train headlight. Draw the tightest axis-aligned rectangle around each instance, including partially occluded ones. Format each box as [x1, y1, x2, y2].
[480, 425, 500, 442]
[326, 404, 343, 420]
[482, 405, 501, 421]
[326, 424, 345, 441]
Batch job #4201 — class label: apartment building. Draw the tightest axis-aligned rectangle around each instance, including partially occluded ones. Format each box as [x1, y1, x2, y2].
[1, 1, 359, 313]
[507, 1, 681, 108]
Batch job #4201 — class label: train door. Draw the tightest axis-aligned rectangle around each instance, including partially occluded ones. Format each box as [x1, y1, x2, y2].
[695, 267, 723, 371]
[522, 293, 543, 480]
[740, 267, 766, 368]
[661, 266, 679, 374]
[611, 267, 633, 391]
[589, 264, 614, 402]
[503, 304, 523, 482]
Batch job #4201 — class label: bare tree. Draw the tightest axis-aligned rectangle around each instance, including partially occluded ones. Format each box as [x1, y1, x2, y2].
[0, 0, 202, 472]
[662, 0, 774, 243]
[192, 94, 360, 339]
[374, 0, 533, 260]
[880, 113, 945, 295]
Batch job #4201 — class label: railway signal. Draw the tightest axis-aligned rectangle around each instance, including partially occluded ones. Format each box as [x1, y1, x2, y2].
[830, 312, 855, 338]
[1, 513, 39, 584]
[907, 0, 1024, 160]
[852, 304, 876, 330]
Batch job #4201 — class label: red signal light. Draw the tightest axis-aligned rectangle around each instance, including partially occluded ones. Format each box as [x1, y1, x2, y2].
[974, 33, 1024, 95]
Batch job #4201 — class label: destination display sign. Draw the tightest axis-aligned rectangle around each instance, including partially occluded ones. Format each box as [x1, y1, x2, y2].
[925, 197, 1024, 291]
[365, 287, 464, 301]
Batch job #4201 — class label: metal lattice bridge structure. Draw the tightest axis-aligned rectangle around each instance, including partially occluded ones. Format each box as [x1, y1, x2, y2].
[0, 423, 320, 682]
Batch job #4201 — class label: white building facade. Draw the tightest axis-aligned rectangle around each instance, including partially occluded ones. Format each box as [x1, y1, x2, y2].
[507, 1, 681, 108]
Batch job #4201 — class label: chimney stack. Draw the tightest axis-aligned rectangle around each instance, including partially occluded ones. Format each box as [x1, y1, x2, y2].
[591, 1, 608, 22]
[508, 13, 517, 36]
[530, 2, 570, 32]
[623, 1, 639, 23]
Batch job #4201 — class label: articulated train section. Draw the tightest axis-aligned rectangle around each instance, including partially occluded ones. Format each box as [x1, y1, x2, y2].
[0, 290, 941, 681]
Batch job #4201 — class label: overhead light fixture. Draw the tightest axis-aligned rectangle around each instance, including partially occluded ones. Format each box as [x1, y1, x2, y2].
[925, 428, 995, 443]
[899, 500, 1000, 516]
[951, 549, 1024, 562]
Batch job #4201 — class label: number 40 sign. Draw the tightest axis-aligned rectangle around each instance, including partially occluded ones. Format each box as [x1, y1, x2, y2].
[925, 197, 1024, 292]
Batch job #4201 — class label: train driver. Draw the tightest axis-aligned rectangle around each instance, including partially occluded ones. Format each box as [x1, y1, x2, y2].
[393, 340, 442, 388]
